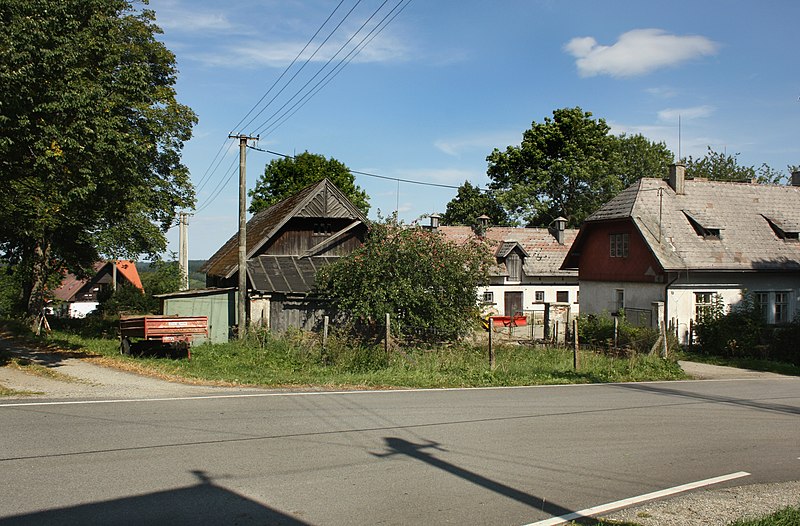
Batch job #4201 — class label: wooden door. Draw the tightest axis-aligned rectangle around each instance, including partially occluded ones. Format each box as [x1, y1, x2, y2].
[504, 291, 523, 317]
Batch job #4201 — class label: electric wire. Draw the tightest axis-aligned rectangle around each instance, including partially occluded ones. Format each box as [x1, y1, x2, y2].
[239, 0, 366, 134]
[260, 0, 412, 138]
[231, 0, 349, 135]
[249, 0, 395, 136]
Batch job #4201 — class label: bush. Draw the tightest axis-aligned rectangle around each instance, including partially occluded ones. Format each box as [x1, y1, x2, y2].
[579, 311, 665, 355]
[316, 217, 492, 343]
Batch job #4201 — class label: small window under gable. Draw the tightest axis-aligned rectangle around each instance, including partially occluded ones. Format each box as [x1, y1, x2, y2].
[683, 210, 722, 239]
[762, 215, 800, 241]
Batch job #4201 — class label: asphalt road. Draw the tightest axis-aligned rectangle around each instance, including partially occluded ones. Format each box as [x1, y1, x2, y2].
[0, 378, 798, 526]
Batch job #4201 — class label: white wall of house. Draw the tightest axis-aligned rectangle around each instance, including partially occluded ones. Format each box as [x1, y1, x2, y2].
[67, 302, 99, 318]
[580, 273, 800, 344]
[478, 282, 579, 317]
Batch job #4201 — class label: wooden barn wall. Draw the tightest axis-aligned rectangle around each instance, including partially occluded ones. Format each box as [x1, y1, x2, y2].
[262, 218, 364, 257]
[269, 295, 329, 333]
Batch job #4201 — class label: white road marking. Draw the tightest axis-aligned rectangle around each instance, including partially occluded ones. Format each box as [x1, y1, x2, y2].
[525, 471, 751, 526]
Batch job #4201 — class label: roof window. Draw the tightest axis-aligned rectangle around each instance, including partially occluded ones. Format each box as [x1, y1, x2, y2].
[683, 210, 721, 239]
[763, 215, 800, 241]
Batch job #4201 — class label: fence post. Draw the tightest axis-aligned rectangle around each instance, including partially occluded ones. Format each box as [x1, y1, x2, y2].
[613, 315, 619, 350]
[323, 315, 329, 352]
[688, 319, 693, 351]
[488, 316, 495, 370]
[385, 313, 391, 356]
[661, 319, 668, 358]
[573, 318, 579, 370]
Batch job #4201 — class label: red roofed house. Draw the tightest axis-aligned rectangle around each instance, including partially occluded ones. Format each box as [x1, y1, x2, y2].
[51, 260, 143, 318]
[438, 216, 579, 338]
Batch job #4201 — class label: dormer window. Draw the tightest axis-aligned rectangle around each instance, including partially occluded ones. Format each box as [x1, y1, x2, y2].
[495, 240, 528, 282]
[763, 215, 800, 241]
[683, 210, 722, 240]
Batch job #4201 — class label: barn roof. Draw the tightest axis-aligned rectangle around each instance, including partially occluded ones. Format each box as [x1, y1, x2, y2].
[201, 178, 368, 279]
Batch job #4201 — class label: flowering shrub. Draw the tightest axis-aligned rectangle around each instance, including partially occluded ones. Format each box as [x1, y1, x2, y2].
[316, 218, 492, 343]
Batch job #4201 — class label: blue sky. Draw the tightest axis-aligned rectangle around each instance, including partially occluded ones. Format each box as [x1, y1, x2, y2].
[148, 0, 800, 259]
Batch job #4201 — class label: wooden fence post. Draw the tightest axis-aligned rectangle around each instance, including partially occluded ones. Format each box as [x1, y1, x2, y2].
[573, 318, 579, 370]
[322, 315, 329, 352]
[613, 315, 619, 350]
[661, 319, 668, 358]
[488, 316, 495, 370]
[385, 313, 391, 356]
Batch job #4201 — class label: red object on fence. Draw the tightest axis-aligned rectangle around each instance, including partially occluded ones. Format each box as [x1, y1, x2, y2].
[491, 315, 527, 327]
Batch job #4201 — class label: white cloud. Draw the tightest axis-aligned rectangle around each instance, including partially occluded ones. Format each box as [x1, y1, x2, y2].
[657, 105, 715, 122]
[434, 132, 520, 157]
[564, 29, 719, 78]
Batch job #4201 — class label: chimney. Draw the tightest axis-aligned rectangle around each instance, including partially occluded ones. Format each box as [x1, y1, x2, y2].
[553, 216, 567, 245]
[429, 213, 440, 231]
[792, 170, 800, 187]
[668, 163, 686, 195]
[476, 214, 490, 233]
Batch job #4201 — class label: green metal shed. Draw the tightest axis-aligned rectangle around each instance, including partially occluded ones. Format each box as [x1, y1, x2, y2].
[157, 288, 237, 344]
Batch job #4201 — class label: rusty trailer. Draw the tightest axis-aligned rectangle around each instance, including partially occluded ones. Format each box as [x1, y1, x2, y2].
[120, 315, 208, 359]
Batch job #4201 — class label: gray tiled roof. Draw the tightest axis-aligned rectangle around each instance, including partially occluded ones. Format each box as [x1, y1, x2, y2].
[439, 226, 577, 277]
[586, 178, 800, 271]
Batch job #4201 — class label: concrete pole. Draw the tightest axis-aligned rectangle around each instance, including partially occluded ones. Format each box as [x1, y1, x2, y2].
[178, 212, 189, 291]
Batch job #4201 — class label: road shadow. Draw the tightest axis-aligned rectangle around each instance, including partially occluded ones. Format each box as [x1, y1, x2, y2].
[0, 470, 309, 526]
[616, 382, 800, 416]
[0, 334, 99, 369]
[372, 436, 578, 521]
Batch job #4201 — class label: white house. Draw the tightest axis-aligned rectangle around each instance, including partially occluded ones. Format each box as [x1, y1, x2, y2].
[562, 165, 800, 344]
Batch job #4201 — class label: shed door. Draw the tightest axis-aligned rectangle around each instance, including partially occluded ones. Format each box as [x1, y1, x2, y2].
[504, 292, 523, 317]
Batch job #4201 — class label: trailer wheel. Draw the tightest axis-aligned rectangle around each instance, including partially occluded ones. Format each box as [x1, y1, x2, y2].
[120, 337, 132, 355]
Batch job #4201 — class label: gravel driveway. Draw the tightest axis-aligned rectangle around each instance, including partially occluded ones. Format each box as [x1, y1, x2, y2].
[1, 337, 797, 524]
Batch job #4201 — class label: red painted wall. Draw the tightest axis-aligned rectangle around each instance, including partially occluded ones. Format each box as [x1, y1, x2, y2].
[578, 220, 664, 282]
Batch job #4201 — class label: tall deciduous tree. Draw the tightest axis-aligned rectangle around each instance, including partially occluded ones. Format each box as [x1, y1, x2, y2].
[249, 151, 369, 215]
[684, 146, 786, 184]
[441, 181, 511, 228]
[486, 107, 673, 227]
[0, 0, 197, 317]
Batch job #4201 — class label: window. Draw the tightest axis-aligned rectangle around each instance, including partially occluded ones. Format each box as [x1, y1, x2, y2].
[775, 292, 789, 324]
[754, 292, 769, 321]
[534, 291, 544, 302]
[610, 233, 629, 258]
[556, 291, 569, 303]
[313, 222, 332, 236]
[694, 292, 715, 322]
[482, 291, 494, 303]
[506, 252, 522, 281]
[615, 289, 624, 312]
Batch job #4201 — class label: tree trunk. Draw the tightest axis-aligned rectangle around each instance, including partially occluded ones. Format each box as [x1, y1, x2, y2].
[27, 240, 53, 323]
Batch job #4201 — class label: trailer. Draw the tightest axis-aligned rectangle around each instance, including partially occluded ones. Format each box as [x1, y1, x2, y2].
[120, 315, 208, 359]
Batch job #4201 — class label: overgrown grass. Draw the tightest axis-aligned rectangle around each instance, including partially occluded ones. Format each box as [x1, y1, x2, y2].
[11, 325, 688, 389]
[679, 350, 800, 376]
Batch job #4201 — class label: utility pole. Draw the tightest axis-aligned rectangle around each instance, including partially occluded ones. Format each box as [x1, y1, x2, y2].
[229, 133, 258, 339]
[178, 212, 190, 291]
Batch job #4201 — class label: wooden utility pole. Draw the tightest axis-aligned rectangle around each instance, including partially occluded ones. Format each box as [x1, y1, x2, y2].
[178, 212, 190, 291]
[229, 134, 258, 339]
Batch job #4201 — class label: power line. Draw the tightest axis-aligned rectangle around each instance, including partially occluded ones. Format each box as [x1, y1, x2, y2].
[260, 0, 412, 138]
[247, 144, 465, 190]
[250, 0, 397, 136]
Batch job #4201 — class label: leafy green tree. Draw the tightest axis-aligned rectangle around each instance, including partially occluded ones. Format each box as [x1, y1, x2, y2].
[0, 0, 197, 318]
[249, 151, 369, 215]
[487, 108, 675, 227]
[683, 146, 789, 184]
[316, 218, 491, 342]
[441, 181, 511, 228]
[615, 133, 674, 187]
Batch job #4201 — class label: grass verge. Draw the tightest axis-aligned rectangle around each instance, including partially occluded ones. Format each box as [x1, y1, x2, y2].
[13, 328, 689, 389]
[6, 357, 86, 383]
[728, 504, 800, 525]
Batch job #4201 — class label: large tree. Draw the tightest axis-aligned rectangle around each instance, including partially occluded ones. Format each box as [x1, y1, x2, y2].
[0, 0, 197, 316]
[249, 151, 369, 215]
[441, 181, 511, 228]
[684, 146, 786, 184]
[486, 107, 673, 227]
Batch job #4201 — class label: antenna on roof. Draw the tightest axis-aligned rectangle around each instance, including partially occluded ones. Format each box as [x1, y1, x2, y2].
[678, 114, 682, 161]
